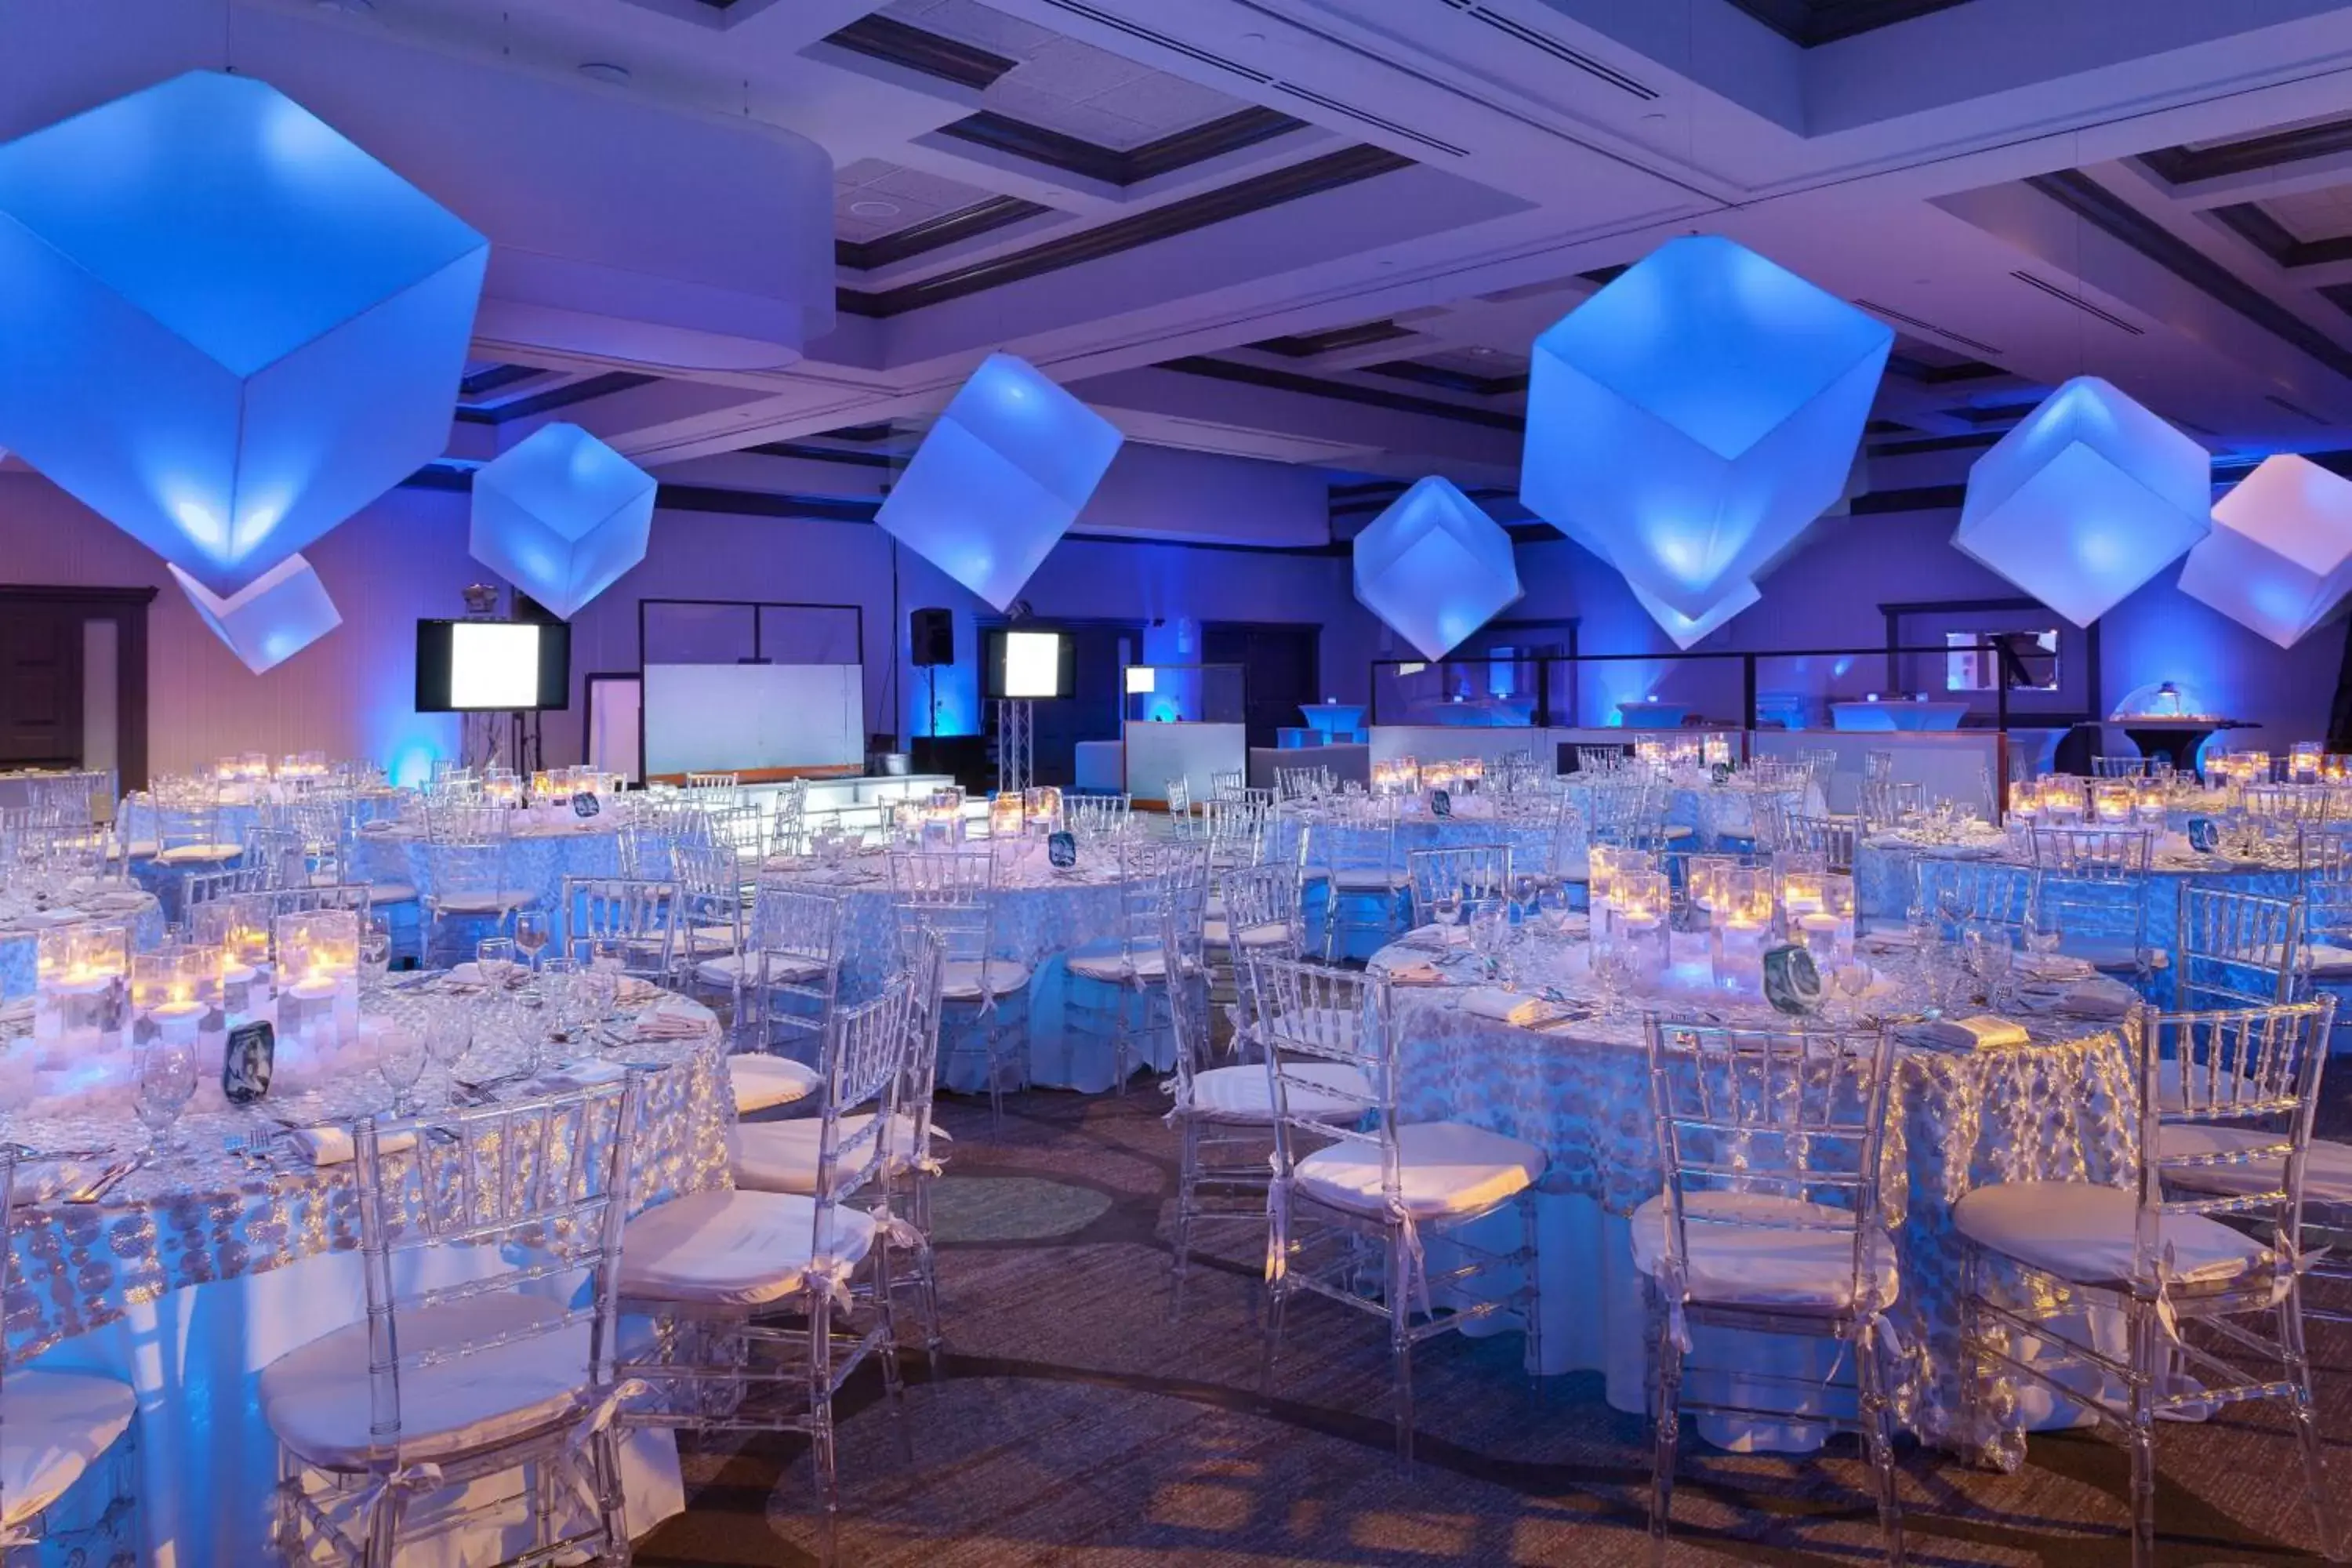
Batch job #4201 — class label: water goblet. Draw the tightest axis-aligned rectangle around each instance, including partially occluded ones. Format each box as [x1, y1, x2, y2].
[1430, 892, 1462, 939]
[377, 1023, 426, 1116]
[477, 936, 517, 988]
[514, 911, 550, 971]
[132, 1036, 198, 1156]
[358, 916, 391, 995]
[538, 958, 581, 1049]
[1833, 960, 1873, 1022]
[424, 1001, 473, 1107]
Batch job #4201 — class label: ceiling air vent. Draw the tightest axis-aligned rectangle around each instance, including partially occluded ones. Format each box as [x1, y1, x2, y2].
[1852, 299, 2001, 358]
[1036, 0, 1468, 157]
[2009, 271, 2145, 336]
[1435, 0, 1660, 100]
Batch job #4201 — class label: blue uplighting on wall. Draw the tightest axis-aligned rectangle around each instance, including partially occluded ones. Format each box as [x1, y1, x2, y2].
[469, 423, 655, 619]
[169, 554, 343, 674]
[0, 71, 488, 597]
[876, 354, 1123, 611]
[1519, 235, 1890, 621]
[1952, 376, 2209, 627]
[1352, 477, 1523, 660]
[2178, 453, 2352, 649]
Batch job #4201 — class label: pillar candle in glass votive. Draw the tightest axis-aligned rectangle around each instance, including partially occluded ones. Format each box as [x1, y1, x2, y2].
[275, 909, 359, 1037]
[989, 793, 1025, 840]
[1702, 734, 1733, 768]
[34, 923, 128, 1044]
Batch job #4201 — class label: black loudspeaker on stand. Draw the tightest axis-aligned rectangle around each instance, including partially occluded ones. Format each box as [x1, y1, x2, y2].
[910, 608, 954, 666]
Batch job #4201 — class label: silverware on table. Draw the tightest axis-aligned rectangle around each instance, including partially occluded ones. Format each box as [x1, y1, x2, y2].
[65, 1155, 140, 1203]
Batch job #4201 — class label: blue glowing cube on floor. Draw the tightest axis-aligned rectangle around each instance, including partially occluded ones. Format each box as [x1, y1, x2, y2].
[469, 423, 655, 619]
[1633, 576, 1761, 650]
[2178, 453, 2352, 648]
[170, 554, 343, 674]
[1520, 235, 1891, 621]
[1352, 477, 1523, 659]
[1953, 376, 2209, 627]
[877, 354, 1124, 611]
[0, 71, 488, 597]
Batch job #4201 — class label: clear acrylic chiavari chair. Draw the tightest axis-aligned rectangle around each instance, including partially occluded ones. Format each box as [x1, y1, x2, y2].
[1196, 795, 1269, 870]
[2173, 885, 2305, 1011]
[891, 844, 1030, 1131]
[1404, 843, 1512, 924]
[619, 979, 916, 1563]
[1249, 956, 1543, 1461]
[1065, 793, 1133, 843]
[1961, 1002, 2339, 1568]
[1209, 768, 1246, 802]
[1066, 838, 1209, 1093]
[1637, 1018, 1905, 1562]
[2093, 755, 2151, 778]
[1164, 775, 1192, 824]
[702, 880, 845, 1105]
[1786, 811, 1860, 875]
[263, 1075, 648, 1566]
[418, 806, 535, 967]
[1310, 795, 1410, 961]
[2027, 826, 2158, 982]
[557, 873, 681, 990]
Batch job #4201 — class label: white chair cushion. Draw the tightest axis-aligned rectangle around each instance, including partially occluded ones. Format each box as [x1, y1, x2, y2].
[1330, 869, 1405, 893]
[433, 889, 539, 915]
[1202, 919, 1290, 951]
[2160, 1123, 2352, 1205]
[365, 881, 419, 905]
[731, 1112, 938, 1195]
[1069, 946, 1179, 982]
[0, 1370, 135, 1528]
[620, 1189, 875, 1308]
[1186, 1060, 1368, 1124]
[1292, 1121, 1544, 1221]
[1952, 1180, 2270, 1287]
[260, 1294, 589, 1471]
[694, 951, 827, 989]
[122, 840, 159, 860]
[156, 843, 241, 865]
[2057, 938, 2161, 971]
[942, 957, 1032, 1000]
[2304, 942, 2352, 978]
[1630, 1190, 1899, 1311]
[728, 1053, 822, 1116]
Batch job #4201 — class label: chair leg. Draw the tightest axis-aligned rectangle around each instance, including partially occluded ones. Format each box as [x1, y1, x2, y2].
[1518, 1192, 1544, 1385]
[1648, 1298, 1685, 1565]
[593, 1425, 634, 1566]
[2279, 1277, 2343, 1560]
[1856, 1316, 1906, 1566]
[1171, 1116, 1197, 1321]
[1391, 1229, 1416, 1465]
[2125, 1299, 2160, 1568]
[1260, 1222, 1290, 1397]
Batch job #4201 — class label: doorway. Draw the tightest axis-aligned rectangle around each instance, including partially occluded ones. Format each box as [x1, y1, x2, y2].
[0, 587, 153, 790]
[1201, 622, 1319, 751]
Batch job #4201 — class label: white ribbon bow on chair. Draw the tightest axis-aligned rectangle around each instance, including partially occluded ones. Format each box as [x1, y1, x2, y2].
[795, 1254, 858, 1316]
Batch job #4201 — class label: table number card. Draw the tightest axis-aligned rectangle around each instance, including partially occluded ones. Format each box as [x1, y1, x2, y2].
[2186, 816, 2216, 852]
[1431, 789, 1452, 818]
[1047, 829, 1077, 869]
[222, 1019, 275, 1104]
[572, 791, 602, 819]
[1762, 944, 1823, 1015]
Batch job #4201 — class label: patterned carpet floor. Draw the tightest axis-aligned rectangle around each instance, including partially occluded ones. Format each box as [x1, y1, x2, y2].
[637, 1086, 2352, 1566]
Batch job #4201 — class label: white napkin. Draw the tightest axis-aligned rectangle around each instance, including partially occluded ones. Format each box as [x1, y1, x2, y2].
[1857, 931, 1918, 956]
[1384, 959, 1444, 985]
[2016, 978, 2132, 1019]
[24, 908, 87, 928]
[448, 961, 527, 989]
[612, 976, 662, 1008]
[12, 1159, 101, 1203]
[282, 1125, 419, 1167]
[1903, 1014, 2030, 1051]
[1459, 987, 1564, 1028]
[632, 996, 713, 1041]
[535, 1058, 629, 1091]
[1403, 924, 1472, 949]
[2016, 953, 2093, 983]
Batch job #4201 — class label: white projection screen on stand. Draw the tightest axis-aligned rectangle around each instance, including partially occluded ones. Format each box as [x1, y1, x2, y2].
[641, 664, 863, 779]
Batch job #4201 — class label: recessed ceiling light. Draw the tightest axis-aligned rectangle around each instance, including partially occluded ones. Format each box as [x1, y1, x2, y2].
[314, 0, 374, 13]
[849, 200, 902, 218]
[1466, 346, 1496, 357]
[578, 62, 632, 85]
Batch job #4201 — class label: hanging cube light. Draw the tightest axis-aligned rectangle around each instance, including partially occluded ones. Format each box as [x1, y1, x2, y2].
[170, 554, 343, 674]
[0, 70, 488, 597]
[469, 423, 655, 619]
[2177, 453, 2352, 648]
[1519, 235, 1891, 621]
[875, 353, 1123, 611]
[1633, 577, 1762, 650]
[1952, 376, 2209, 627]
[1352, 477, 1523, 660]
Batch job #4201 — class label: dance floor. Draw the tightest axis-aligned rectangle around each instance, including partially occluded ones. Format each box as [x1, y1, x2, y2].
[641, 1083, 2352, 1566]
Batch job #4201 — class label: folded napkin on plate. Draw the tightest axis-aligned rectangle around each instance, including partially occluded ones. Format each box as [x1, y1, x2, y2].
[633, 997, 713, 1041]
[23, 908, 86, 929]
[1459, 987, 1565, 1028]
[534, 1058, 630, 1091]
[447, 961, 528, 989]
[282, 1124, 419, 1167]
[11, 1158, 101, 1203]
[612, 976, 662, 1008]
[2016, 953, 2093, 983]
[1384, 959, 1444, 985]
[1403, 924, 1472, 949]
[1857, 929, 1919, 955]
[2016, 978, 2132, 1019]
[1903, 1014, 2031, 1051]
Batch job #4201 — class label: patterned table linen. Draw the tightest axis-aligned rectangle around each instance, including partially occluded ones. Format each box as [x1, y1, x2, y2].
[1, 984, 729, 1363]
[356, 818, 629, 912]
[1375, 940, 2136, 1461]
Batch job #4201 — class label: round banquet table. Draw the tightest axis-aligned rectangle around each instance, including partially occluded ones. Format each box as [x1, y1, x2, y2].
[0, 885, 168, 1000]
[1272, 777, 1821, 858]
[1857, 829, 2302, 993]
[357, 815, 629, 912]
[764, 837, 1171, 1093]
[2, 977, 730, 1567]
[1367, 926, 2140, 1460]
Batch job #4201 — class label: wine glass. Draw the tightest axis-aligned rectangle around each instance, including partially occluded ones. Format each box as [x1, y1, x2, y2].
[514, 912, 550, 971]
[1430, 891, 1462, 942]
[132, 1037, 198, 1156]
[476, 936, 516, 988]
[1963, 926, 2013, 1011]
[1592, 943, 1633, 1022]
[424, 1000, 473, 1106]
[377, 1023, 426, 1116]
[538, 957, 580, 1048]
[1833, 960, 1873, 1022]
[1537, 881, 1573, 939]
[358, 916, 391, 996]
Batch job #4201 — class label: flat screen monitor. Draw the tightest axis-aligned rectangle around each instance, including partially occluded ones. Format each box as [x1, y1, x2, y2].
[983, 628, 1075, 700]
[415, 619, 572, 712]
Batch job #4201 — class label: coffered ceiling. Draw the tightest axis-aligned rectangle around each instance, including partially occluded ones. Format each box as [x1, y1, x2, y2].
[19, 0, 2352, 535]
